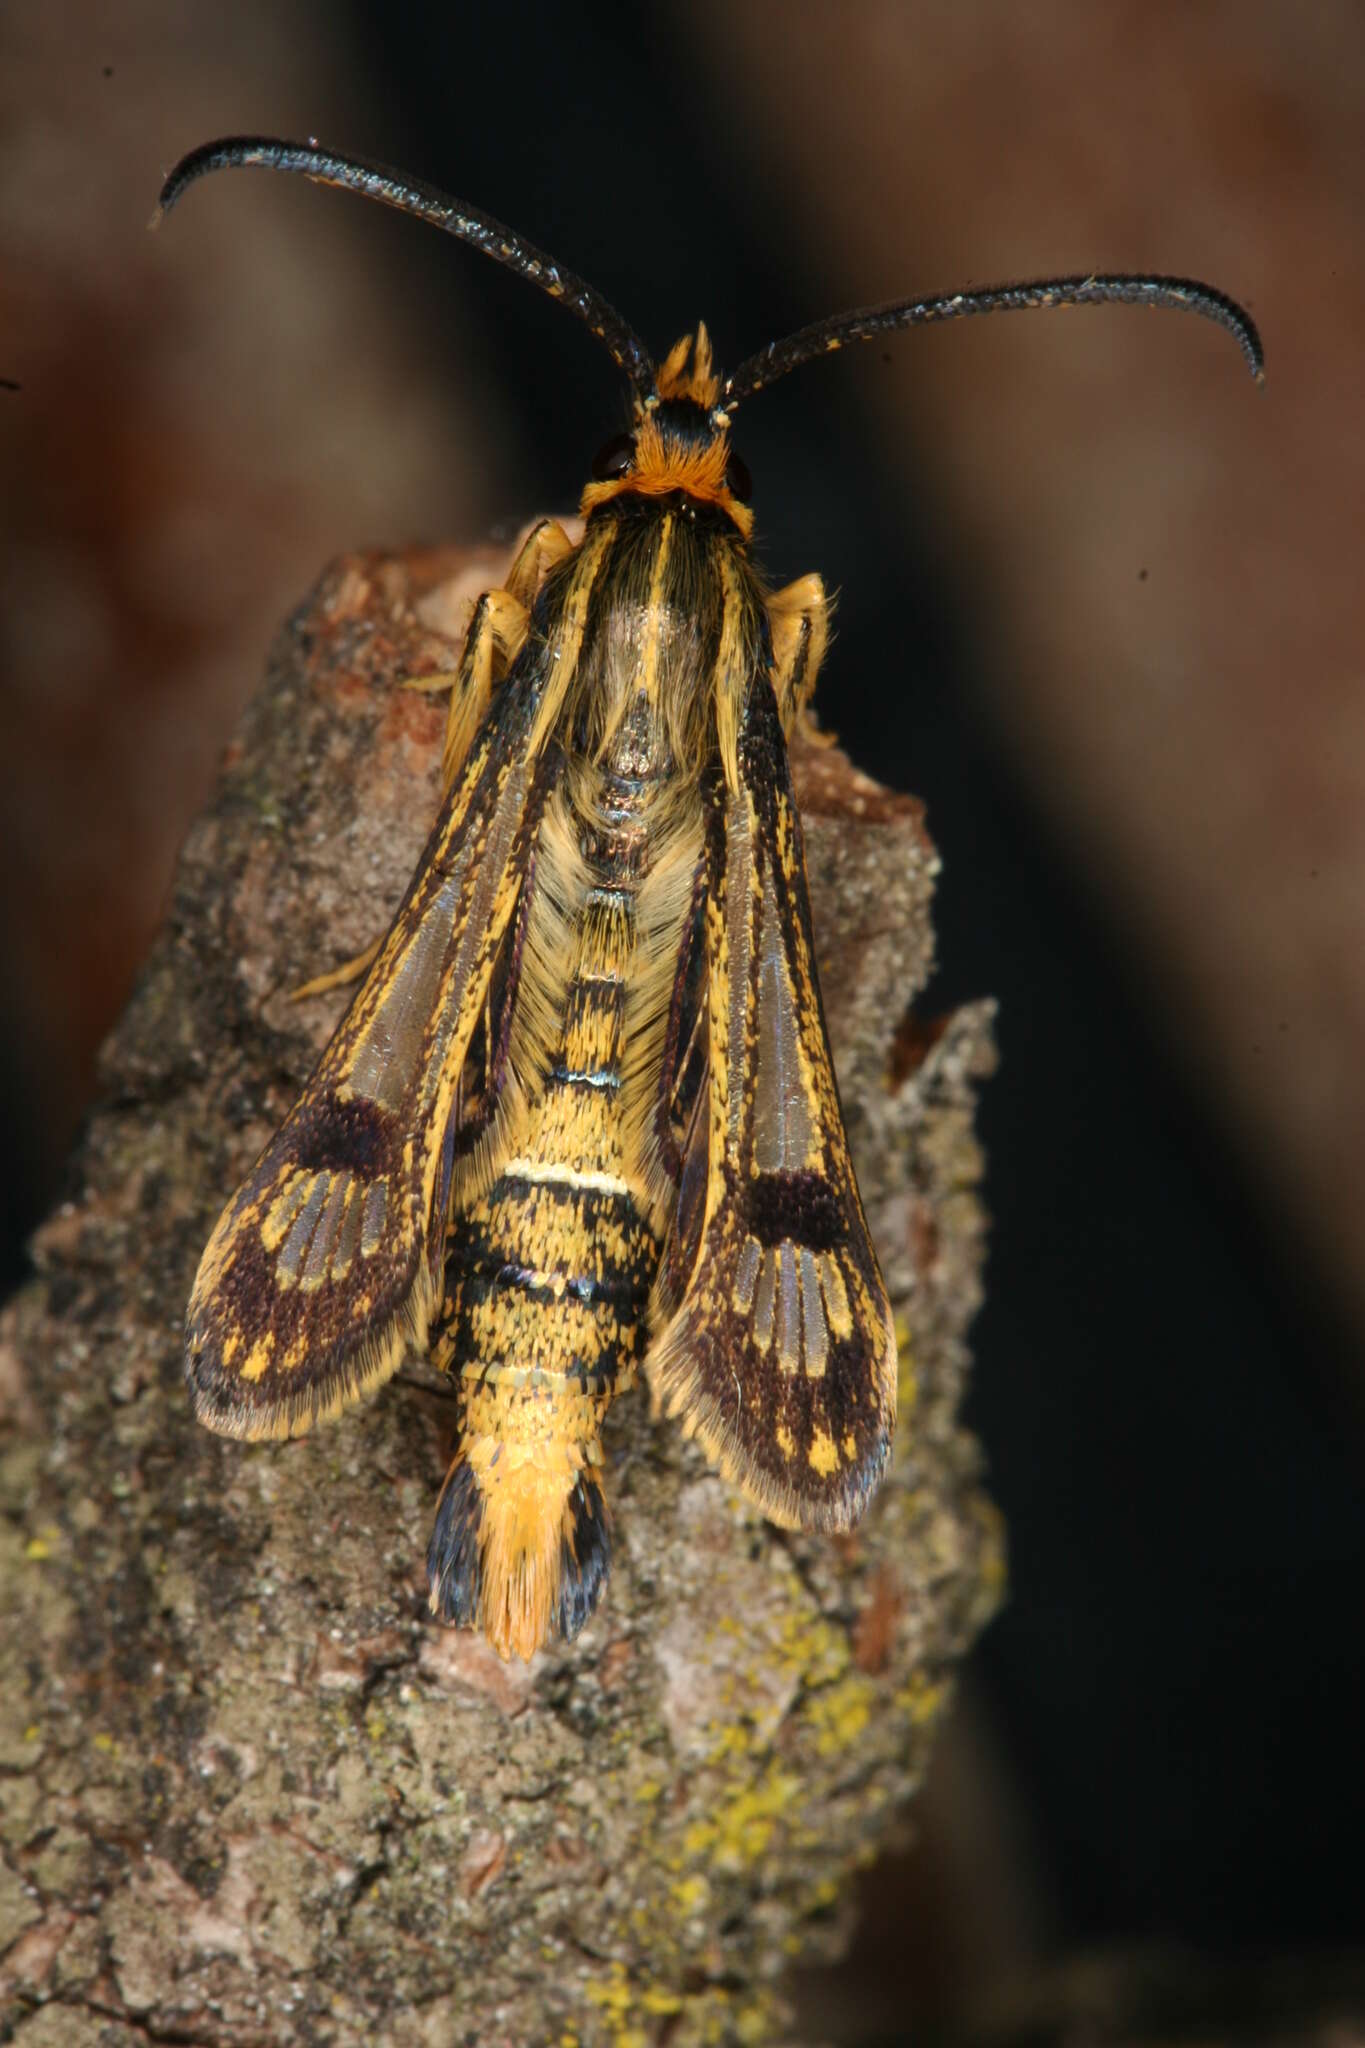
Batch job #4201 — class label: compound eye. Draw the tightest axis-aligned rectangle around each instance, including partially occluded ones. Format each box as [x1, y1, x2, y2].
[724, 447, 753, 502]
[591, 432, 636, 481]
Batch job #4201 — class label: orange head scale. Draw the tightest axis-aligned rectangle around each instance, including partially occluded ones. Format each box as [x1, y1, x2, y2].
[580, 325, 755, 539]
[154, 136, 1263, 541]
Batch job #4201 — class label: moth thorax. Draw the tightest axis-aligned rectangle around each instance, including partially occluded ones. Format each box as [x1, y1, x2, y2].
[577, 515, 747, 780]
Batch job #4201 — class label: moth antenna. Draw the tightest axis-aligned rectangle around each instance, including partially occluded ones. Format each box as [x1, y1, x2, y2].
[152, 134, 657, 401]
[723, 273, 1263, 410]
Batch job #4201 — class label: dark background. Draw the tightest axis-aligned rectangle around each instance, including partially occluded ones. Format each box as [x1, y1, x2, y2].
[4, 4, 1363, 2039]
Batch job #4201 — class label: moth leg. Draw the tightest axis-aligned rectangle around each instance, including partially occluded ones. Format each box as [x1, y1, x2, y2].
[288, 934, 385, 1003]
[413, 525, 573, 788]
[291, 549, 551, 1005]
[766, 572, 832, 743]
[440, 585, 530, 792]
[504, 517, 575, 609]
[402, 669, 459, 694]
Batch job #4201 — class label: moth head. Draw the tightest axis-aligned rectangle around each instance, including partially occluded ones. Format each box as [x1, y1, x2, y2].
[580, 324, 755, 538]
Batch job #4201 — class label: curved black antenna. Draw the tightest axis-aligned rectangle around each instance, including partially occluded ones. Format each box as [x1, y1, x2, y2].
[152, 135, 657, 401]
[724, 273, 1263, 409]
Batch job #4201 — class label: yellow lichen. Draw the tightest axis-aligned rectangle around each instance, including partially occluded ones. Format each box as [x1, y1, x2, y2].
[806, 1674, 875, 1756]
[583, 1960, 685, 2039]
[585, 1964, 631, 2019]
[736, 1999, 777, 2045]
[895, 1672, 946, 1726]
[777, 1607, 851, 1689]
[974, 1495, 1009, 1597]
[685, 1765, 801, 1871]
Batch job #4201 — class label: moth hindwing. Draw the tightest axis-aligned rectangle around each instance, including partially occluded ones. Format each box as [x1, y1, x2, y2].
[164, 131, 1261, 1660]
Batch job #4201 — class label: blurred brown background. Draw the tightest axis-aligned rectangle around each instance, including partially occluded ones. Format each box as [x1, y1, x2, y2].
[4, 2, 1364, 2040]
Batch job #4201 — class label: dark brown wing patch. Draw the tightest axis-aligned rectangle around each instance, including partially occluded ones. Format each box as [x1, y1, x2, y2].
[648, 677, 897, 1531]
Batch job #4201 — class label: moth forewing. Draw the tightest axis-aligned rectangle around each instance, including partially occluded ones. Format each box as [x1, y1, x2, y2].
[647, 673, 898, 1532]
[184, 666, 550, 1443]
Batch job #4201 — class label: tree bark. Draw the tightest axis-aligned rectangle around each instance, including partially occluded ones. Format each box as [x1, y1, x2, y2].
[0, 541, 999, 2048]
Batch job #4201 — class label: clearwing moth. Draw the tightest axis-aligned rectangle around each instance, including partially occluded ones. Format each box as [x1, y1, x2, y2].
[156, 137, 1262, 1661]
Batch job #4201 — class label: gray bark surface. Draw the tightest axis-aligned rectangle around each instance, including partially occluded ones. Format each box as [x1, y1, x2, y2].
[0, 544, 1000, 2048]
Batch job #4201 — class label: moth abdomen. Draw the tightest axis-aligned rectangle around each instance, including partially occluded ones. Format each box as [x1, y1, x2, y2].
[426, 1433, 612, 1650]
[426, 1377, 617, 1659]
[426, 748, 671, 1656]
[429, 1162, 657, 1655]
